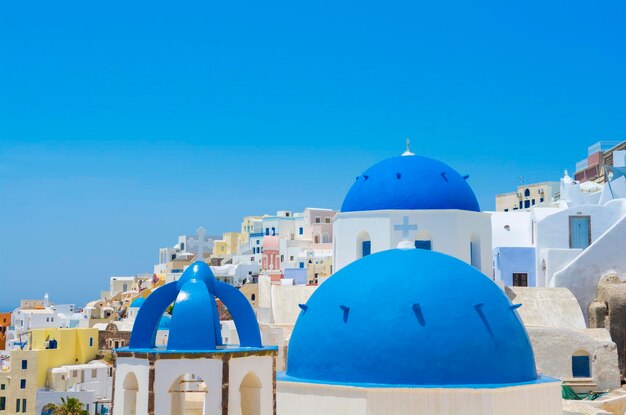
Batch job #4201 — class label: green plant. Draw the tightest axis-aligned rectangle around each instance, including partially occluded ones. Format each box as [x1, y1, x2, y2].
[49, 397, 89, 415]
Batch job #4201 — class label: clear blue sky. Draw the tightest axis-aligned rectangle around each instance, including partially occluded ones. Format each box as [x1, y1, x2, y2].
[1, 1, 625, 309]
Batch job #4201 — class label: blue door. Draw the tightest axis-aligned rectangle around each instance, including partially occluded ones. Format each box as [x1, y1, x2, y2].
[570, 216, 591, 249]
[362, 241, 371, 257]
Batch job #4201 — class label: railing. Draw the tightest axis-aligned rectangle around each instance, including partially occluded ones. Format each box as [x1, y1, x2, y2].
[249, 233, 264, 238]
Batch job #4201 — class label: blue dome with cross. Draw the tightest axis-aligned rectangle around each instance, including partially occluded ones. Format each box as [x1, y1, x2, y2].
[285, 248, 539, 386]
[341, 154, 480, 213]
[127, 261, 261, 351]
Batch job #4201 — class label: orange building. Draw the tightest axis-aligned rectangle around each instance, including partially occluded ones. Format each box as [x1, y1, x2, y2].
[0, 312, 11, 350]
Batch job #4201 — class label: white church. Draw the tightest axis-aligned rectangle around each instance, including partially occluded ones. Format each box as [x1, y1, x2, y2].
[333, 144, 492, 273]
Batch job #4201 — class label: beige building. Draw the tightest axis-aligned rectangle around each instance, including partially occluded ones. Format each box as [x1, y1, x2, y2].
[496, 182, 559, 212]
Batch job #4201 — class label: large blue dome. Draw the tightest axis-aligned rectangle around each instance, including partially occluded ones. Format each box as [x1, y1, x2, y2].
[341, 155, 480, 212]
[286, 249, 537, 386]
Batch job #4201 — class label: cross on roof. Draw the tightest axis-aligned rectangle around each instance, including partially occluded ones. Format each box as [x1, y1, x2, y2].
[394, 216, 417, 241]
[187, 226, 210, 263]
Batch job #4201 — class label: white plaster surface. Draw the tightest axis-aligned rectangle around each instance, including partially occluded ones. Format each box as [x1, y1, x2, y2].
[113, 357, 150, 415]
[333, 209, 492, 275]
[277, 380, 562, 415]
[508, 287, 586, 330]
[228, 356, 274, 415]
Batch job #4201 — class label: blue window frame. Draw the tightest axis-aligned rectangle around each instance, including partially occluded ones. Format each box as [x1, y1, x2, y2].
[271, 227, 276, 236]
[414, 240, 432, 250]
[299, 262, 304, 269]
[572, 355, 591, 378]
[299, 227, 303, 235]
[265, 228, 269, 236]
[21, 360, 27, 370]
[20, 379, 26, 389]
[362, 241, 371, 257]
[90, 337, 93, 347]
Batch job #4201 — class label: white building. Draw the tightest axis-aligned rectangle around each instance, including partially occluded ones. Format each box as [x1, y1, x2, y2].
[333, 148, 492, 274]
[492, 164, 626, 321]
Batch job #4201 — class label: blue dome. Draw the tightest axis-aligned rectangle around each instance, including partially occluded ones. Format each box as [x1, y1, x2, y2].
[130, 297, 146, 308]
[128, 261, 262, 351]
[341, 155, 480, 212]
[286, 249, 537, 386]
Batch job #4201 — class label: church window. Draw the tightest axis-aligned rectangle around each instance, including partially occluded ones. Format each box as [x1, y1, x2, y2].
[524, 200, 530, 208]
[524, 188, 530, 197]
[240, 372, 262, 415]
[513, 273, 528, 287]
[572, 353, 591, 378]
[362, 241, 371, 257]
[251, 294, 256, 301]
[414, 240, 432, 250]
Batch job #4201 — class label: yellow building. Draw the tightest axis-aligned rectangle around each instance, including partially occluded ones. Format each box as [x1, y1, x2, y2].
[0, 328, 97, 415]
[240, 216, 262, 245]
[222, 232, 241, 255]
[213, 240, 227, 256]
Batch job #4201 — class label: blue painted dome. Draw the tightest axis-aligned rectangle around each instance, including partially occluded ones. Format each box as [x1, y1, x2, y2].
[129, 297, 146, 308]
[341, 155, 480, 212]
[286, 249, 537, 386]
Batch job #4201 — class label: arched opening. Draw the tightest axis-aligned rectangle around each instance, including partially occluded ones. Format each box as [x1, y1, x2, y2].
[169, 373, 207, 415]
[356, 231, 371, 259]
[240, 372, 262, 415]
[524, 188, 530, 197]
[470, 233, 481, 271]
[122, 372, 139, 415]
[572, 350, 591, 378]
[414, 230, 432, 250]
[321, 232, 330, 243]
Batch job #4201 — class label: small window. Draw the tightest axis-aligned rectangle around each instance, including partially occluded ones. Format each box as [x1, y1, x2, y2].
[265, 228, 269, 236]
[91, 369, 97, 378]
[524, 200, 530, 208]
[362, 241, 371, 257]
[299, 227, 303, 235]
[251, 294, 256, 301]
[20, 379, 26, 389]
[315, 217, 321, 223]
[0, 396, 5, 411]
[513, 273, 528, 287]
[524, 188, 530, 197]
[16, 399, 20, 413]
[572, 355, 591, 378]
[504, 209, 509, 212]
[280, 255, 284, 262]
[290, 256, 294, 261]
[0, 383, 4, 390]
[89, 337, 93, 347]
[325, 217, 331, 223]
[271, 227, 276, 236]
[256, 240, 260, 245]
[532, 199, 536, 205]
[21, 360, 27, 370]
[22, 399, 26, 413]
[299, 262, 304, 269]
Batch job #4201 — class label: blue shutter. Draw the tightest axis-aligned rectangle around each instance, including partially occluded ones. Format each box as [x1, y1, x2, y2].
[572, 355, 590, 377]
[414, 240, 431, 250]
[362, 241, 371, 257]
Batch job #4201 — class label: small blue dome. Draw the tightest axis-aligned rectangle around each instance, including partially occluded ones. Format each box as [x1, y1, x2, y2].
[341, 155, 480, 212]
[128, 261, 262, 351]
[130, 297, 146, 308]
[286, 249, 537, 386]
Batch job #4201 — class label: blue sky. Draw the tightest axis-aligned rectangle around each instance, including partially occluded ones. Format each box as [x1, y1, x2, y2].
[1, 1, 625, 309]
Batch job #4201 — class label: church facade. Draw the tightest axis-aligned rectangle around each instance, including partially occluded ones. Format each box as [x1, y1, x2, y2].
[333, 149, 492, 274]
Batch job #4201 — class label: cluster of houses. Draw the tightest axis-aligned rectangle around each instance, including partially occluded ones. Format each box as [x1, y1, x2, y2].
[2, 139, 626, 414]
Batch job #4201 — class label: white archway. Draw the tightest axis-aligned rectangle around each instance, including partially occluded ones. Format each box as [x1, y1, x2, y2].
[240, 372, 262, 415]
[122, 372, 139, 415]
[169, 373, 208, 415]
[356, 231, 371, 259]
